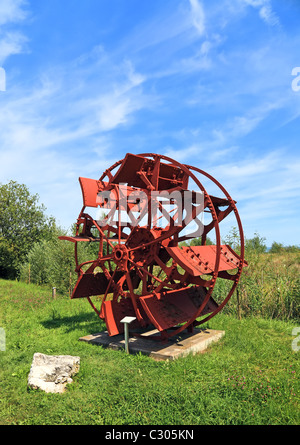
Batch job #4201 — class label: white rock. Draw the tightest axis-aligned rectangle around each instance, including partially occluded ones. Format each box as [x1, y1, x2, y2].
[28, 353, 80, 394]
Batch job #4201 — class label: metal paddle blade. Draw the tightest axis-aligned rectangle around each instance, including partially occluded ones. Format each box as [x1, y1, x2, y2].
[102, 298, 149, 336]
[166, 245, 247, 276]
[139, 286, 218, 332]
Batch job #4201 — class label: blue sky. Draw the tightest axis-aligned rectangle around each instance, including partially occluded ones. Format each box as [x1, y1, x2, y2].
[0, 0, 299, 246]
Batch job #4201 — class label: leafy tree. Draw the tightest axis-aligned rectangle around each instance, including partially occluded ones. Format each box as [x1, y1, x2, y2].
[223, 226, 241, 251]
[0, 180, 56, 278]
[245, 232, 267, 254]
[224, 228, 267, 255]
[19, 225, 100, 294]
[190, 236, 214, 246]
[19, 231, 75, 292]
[285, 245, 300, 253]
[269, 242, 285, 253]
[0, 237, 17, 279]
[269, 242, 300, 253]
[180, 236, 214, 247]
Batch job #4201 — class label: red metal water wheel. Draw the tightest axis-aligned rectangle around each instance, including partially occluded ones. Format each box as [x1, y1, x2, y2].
[59, 153, 247, 340]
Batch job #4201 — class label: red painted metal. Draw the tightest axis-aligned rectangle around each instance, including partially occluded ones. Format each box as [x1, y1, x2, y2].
[59, 153, 247, 340]
[166, 245, 247, 276]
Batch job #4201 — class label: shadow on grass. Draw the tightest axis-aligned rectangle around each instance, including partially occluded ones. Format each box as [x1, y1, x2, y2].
[41, 312, 106, 333]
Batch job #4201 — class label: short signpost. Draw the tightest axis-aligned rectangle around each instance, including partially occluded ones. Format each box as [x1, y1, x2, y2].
[120, 316, 136, 354]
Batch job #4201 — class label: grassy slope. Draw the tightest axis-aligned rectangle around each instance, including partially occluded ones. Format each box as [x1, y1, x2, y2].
[0, 279, 299, 425]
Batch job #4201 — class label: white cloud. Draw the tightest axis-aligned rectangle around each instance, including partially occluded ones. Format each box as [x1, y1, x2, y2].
[0, 59, 148, 151]
[68, 57, 149, 133]
[124, 60, 146, 88]
[96, 94, 141, 132]
[189, 0, 206, 36]
[0, 31, 27, 64]
[164, 143, 204, 162]
[0, 0, 28, 63]
[243, 0, 279, 26]
[0, 0, 27, 25]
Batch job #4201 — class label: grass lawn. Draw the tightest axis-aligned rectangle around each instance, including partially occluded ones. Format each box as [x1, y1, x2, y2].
[0, 279, 299, 425]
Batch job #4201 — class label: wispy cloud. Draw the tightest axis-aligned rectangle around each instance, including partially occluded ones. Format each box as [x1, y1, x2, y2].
[0, 48, 153, 186]
[189, 0, 206, 36]
[0, 31, 27, 63]
[0, 0, 27, 25]
[242, 0, 280, 26]
[0, 0, 28, 63]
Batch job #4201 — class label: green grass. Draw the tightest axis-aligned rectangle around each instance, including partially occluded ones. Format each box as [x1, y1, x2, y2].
[0, 279, 299, 425]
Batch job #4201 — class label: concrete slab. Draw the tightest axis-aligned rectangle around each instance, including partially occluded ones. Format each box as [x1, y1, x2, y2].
[79, 328, 225, 360]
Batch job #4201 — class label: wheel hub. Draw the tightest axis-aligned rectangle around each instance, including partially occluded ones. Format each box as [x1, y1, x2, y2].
[112, 244, 128, 270]
[127, 227, 158, 266]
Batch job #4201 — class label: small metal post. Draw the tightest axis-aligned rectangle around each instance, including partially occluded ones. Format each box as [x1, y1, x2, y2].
[236, 287, 241, 320]
[120, 316, 136, 353]
[52, 287, 56, 299]
[124, 323, 129, 353]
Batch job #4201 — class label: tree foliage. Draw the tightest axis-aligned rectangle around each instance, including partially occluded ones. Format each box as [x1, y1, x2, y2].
[269, 242, 300, 253]
[0, 181, 56, 278]
[0, 236, 17, 279]
[19, 228, 75, 292]
[19, 228, 99, 294]
[245, 232, 267, 254]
